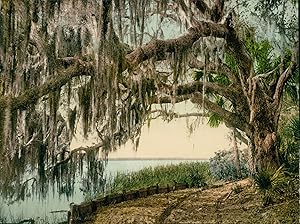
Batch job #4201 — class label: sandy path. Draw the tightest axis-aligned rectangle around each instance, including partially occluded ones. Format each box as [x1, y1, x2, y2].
[89, 179, 298, 224]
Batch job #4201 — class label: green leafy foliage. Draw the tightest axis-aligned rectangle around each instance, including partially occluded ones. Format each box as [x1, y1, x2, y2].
[254, 166, 298, 206]
[225, 53, 238, 74]
[253, 40, 273, 74]
[279, 116, 300, 173]
[254, 167, 279, 206]
[282, 52, 299, 102]
[207, 97, 225, 128]
[193, 70, 203, 81]
[209, 150, 250, 181]
[208, 113, 223, 128]
[284, 76, 299, 102]
[243, 35, 274, 74]
[213, 74, 231, 86]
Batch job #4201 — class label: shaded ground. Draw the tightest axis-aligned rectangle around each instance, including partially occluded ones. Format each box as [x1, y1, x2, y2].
[88, 179, 299, 224]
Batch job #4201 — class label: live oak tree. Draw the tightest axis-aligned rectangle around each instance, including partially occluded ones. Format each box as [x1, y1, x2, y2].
[0, 0, 298, 195]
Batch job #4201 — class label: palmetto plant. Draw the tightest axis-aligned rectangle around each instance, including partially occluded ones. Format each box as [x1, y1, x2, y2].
[254, 163, 299, 206]
[254, 166, 285, 191]
[254, 165, 286, 205]
[278, 117, 300, 173]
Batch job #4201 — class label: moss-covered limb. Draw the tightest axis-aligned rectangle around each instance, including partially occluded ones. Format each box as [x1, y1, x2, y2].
[150, 78, 239, 104]
[149, 94, 192, 105]
[150, 90, 250, 135]
[125, 21, 228, 68]
[150, 110, 208, 121]
[0, 60, 94, 111]
[174, 80, 238, 102]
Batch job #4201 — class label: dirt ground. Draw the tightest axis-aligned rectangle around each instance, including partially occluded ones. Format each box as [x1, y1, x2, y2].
[88, 179, 299, 224]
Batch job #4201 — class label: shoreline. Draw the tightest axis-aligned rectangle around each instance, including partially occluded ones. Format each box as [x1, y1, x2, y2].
[106, 158, 208, 161]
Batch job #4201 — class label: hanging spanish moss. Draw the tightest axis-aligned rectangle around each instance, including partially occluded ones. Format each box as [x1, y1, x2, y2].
[1, 0, 278, 205]
[78, 81, 92, 138]
[0, 105, 4, 152]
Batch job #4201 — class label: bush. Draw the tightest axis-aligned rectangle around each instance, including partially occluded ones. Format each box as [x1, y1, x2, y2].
[209, 149, 250, 181]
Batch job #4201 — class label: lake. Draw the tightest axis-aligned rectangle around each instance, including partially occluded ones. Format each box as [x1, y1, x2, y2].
[0, 159, 203, 223]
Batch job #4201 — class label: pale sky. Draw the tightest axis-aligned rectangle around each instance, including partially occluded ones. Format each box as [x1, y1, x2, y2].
[108, 117, 231, 159]
[71, 101, 232, 159]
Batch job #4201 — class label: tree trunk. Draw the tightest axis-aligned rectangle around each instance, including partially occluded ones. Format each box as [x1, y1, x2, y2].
[247, 140, 256, 175]
[232, 128, 241, 178]
[253, 129, 280, 170]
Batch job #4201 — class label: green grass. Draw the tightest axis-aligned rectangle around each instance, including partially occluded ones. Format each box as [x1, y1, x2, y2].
[103, 161, 212, 195]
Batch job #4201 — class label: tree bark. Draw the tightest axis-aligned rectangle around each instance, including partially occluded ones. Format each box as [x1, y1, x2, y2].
[232, 128, 241, 178]
[253, 129, 279, 170]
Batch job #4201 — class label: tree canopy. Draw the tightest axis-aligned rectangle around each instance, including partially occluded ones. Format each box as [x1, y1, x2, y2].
[0, 0, 298, 201]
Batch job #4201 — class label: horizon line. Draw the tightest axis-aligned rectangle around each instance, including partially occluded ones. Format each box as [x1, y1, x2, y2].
[106, 157, 209, 161]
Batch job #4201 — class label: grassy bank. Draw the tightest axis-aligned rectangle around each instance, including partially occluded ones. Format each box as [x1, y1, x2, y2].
[103, 161, 213, 195]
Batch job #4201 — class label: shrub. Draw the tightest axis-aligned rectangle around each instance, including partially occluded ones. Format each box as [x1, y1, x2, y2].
[209, 149, 250, 181]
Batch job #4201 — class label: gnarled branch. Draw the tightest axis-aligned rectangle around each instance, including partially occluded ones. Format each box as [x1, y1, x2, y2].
[273, 52, 297, 107]
[151, 109, 208, 119]
[150, 94, 192, 104]
[0, 59, 94, 111]
[175, 80, 236, 101]
[125, 21, 228, 67]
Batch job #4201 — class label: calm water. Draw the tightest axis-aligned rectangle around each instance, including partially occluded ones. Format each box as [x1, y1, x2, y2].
[0, 159, 202, 222]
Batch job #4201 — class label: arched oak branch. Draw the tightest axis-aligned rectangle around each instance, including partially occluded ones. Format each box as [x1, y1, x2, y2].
[125, 21, 228, 67]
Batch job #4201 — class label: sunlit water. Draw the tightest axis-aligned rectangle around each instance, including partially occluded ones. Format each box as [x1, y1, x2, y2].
[0, 159, 203, 222]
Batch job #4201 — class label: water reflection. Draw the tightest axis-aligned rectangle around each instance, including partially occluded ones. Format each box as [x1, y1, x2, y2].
[0, 145, 106, 222]
[0, 146, 201, 223]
